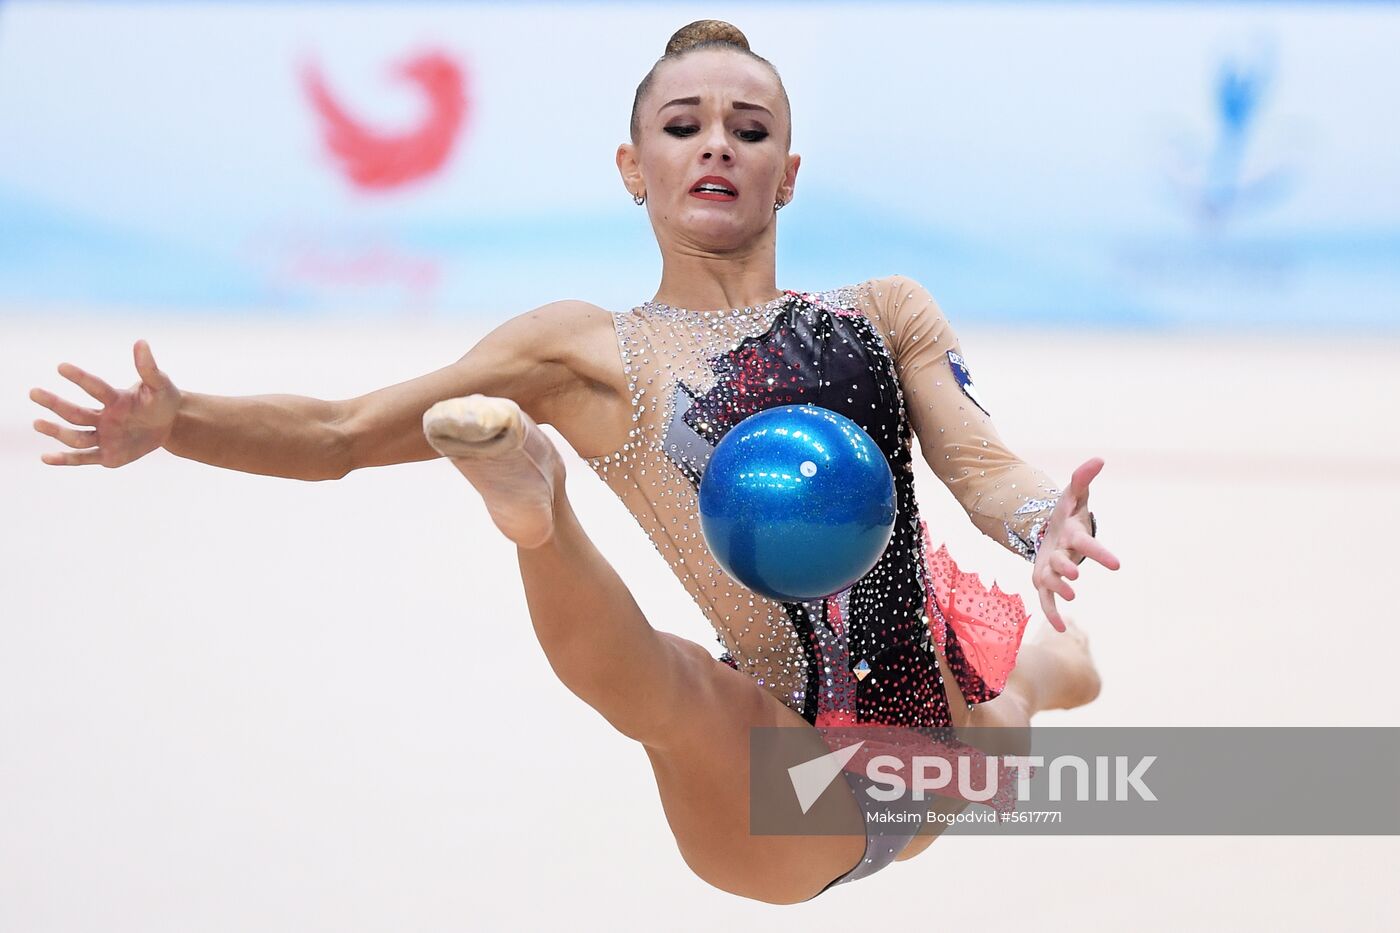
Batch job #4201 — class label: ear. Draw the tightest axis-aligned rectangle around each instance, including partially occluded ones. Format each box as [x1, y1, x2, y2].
[616, 143, 644, 197]
[778, 152, 801, 205]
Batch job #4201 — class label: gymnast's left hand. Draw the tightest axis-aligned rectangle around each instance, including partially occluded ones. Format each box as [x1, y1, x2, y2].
[1032, 457, 1121, 632]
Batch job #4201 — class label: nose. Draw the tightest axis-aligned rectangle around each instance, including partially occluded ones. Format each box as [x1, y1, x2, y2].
[701, 124, 735, 163]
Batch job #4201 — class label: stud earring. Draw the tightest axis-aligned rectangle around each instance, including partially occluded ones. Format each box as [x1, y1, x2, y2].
[633, 193, 646, 205]
[774, 199, 787, 212]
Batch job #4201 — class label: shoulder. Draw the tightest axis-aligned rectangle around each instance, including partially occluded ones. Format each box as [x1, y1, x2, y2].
[510, 298, 612, 337]
[823, 275, 953, 364]
[522, 299, 625, 394]
[810, 274, 934, 312]
[860, 274, 949, 326]
[860, 273, 937, 306]
[545, 296, 617, 338]
[487, 298, 613, 363]
[461, 298, 628, 443]
[818, 272, 941, 324]
[461, 299, 618, 404]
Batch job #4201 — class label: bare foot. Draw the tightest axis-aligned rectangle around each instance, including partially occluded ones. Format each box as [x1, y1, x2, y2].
[422, 394, 566, 549]
[1026, 615, 1102, 710]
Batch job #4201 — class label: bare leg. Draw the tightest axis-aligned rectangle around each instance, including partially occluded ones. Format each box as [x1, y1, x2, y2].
[423, 394, 685, 738]
[423, 395, 864, 903]
[894, 618, 1102, 861]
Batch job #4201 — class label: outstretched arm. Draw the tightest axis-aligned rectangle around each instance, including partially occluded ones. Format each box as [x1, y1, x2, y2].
[30, 300, 589, 481]
[856, 274, 1119, 629]
[857, 274, 1067, 558]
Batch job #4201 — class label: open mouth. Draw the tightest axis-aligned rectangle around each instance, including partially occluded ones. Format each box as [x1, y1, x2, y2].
[691, 176, 738, 201]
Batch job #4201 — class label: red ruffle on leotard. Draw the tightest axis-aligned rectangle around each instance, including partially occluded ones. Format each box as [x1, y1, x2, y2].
[918, 519, 1030, 699]
[815, 725, 1028, 814]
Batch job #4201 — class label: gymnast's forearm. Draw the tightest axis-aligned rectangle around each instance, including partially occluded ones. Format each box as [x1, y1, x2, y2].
[164, 391, 351, 481]
[939, 454, 1063, 562]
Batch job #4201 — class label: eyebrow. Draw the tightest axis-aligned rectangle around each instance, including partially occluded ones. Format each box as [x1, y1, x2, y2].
[659, 96, 773, 118]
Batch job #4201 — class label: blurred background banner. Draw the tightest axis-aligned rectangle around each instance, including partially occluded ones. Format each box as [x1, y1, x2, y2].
[0, 0, 1396, 328]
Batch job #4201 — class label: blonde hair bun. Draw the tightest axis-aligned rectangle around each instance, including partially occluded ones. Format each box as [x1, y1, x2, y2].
[665, 20, 750, 56]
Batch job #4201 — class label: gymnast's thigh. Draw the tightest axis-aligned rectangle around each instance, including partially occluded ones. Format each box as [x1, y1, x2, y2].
[637, 633, 866, 902]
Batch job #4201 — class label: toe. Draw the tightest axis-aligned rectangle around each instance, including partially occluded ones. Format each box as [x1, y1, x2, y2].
[423, 395, 526, 456]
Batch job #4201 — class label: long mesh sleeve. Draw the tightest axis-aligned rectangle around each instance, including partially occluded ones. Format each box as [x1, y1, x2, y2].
[854, 274, 1063, 563]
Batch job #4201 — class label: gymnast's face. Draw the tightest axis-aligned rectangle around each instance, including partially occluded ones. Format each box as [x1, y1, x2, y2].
[618, 49, 799, 253]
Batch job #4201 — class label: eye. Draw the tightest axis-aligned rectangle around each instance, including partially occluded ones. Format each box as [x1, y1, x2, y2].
[663, 124, 770, 143]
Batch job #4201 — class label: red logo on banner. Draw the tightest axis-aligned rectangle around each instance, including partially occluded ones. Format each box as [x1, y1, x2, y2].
[302, 51, 469, 191]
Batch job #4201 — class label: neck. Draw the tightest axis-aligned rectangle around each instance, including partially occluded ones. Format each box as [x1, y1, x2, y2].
[651, 235, 782, 312]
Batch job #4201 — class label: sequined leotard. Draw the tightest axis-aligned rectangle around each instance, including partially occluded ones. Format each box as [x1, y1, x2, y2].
[584, 274, 1063, 729]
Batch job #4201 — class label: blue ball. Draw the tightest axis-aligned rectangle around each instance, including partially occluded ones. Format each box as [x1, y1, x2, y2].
[698, 405, 897, 602]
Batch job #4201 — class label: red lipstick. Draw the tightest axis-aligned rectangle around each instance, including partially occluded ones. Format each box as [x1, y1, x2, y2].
[690, 174, 738, 201]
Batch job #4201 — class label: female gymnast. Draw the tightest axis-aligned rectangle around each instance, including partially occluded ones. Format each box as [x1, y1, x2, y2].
[30, 20, 1120, 904]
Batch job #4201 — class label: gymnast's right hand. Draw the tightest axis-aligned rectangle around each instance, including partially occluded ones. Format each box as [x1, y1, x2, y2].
[29, 339, 181, 467]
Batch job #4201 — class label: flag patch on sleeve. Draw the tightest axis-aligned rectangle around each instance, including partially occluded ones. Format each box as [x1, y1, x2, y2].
[946, 349, 990, 416]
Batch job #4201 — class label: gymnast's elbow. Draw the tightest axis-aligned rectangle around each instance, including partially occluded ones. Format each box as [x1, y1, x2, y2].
[304, 414, 358, 482]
